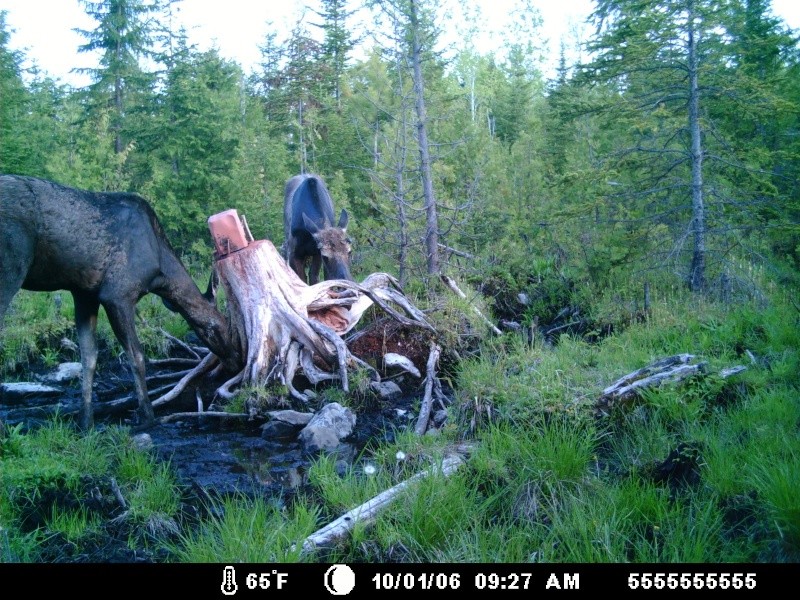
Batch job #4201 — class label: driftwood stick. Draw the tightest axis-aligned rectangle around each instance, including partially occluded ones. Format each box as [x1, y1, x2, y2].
[415, 343, 441, 435]
[440, 274, 501, 335]
[159, 328, 202, 360]
[110, 477, 128, 510]
[545, 321, 582, 337]
[145, 369, 193, 385]
[719, 365, 747, 378]
[147, 357, 202, 369]
[158, 411, 251, 424]
[307, 319, 350, 392]
[595, 354, 750, 416]
[602, 354, 696, 397]
[301, 453, 465, 555]
[152, 353, 218, 407]
[604, 363, 706, 401]
[215, 371, 245, 401]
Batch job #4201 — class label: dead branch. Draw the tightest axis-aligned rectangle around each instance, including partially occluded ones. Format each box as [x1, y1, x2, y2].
[437, 243, 474, 259]
[300, 451, 466, 555]
[596, 354, 747, 416]
[152, 353, 218, 407]
[145, 369, 193, 385]
[415, 343, 441, 435]
[158, 411, 251, 424]
[147, 357, 202, 369]
[160, 328, 204, 360]
[110, 477, 128, 510]
[440, 274, 501, 336]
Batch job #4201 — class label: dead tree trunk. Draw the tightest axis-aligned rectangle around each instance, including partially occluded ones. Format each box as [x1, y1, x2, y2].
[213, 238, 435, 402]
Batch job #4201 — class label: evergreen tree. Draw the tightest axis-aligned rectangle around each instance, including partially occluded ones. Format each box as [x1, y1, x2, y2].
[312, 0, 357, 107]
[577, 0, 797, 291]
[0, 12, 43, 175]
[75, 0, 158, 159]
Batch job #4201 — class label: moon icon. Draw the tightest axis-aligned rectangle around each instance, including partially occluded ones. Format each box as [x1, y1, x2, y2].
[324, 564, 356, 595]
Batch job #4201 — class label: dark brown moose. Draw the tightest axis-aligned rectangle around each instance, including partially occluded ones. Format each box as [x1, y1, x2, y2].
[0, 175, 240, 430]
[283, 173, 353, 285]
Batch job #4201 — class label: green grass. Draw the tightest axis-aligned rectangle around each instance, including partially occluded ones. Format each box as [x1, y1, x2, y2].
[2, 274, 798, 564]
[169, 495, 320, 562]
[0, 420, 185, 561]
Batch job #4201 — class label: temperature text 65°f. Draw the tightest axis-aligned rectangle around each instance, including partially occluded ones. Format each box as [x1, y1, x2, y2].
[246, 571, 289, 590]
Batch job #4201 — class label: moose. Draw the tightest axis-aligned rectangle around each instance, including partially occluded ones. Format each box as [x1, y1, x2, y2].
[0, 175, 240, 430]
[283, 173, 353, 285]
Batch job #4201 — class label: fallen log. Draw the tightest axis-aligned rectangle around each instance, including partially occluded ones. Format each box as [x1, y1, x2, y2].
[300, 449, 469, 555]
[595, 354, 747, 416]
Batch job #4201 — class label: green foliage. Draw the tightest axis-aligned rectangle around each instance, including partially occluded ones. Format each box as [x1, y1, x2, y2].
[1, 0, 800, 566]
[0, 291, 74, 374]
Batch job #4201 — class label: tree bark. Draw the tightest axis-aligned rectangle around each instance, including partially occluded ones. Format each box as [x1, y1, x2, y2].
[688, 0, 706, 292]
[409, 0, 440, 277]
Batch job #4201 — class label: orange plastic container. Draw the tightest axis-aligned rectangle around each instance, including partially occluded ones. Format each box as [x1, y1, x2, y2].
[208, 209, 249, 256]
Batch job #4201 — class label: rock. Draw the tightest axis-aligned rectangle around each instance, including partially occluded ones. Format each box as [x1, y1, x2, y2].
[433, 409, 448, 426]
[262, 410, 316, 440]
[261, 420, 301, 440]
[40, 362, 82, 383]
[370, 380, 402, 401]
[301, 427, 340, 453]
[132, 433, 153, 451]
[383, 353, 421, 378]
[299, 402, 357, 453]
[267, 409, 314, 426]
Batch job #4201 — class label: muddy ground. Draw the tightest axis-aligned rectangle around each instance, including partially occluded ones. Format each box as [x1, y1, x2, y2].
[1, 345, 429, 562]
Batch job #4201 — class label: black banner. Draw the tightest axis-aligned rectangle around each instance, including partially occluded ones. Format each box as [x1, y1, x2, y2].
[1, 563, 793, 596]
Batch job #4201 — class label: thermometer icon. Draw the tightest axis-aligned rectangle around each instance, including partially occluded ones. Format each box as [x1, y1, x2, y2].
[221, 565, 238, 595]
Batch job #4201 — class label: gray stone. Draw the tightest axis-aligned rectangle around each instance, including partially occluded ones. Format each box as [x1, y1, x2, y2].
[433, 409, 448, 426]
[261, 420, 301, 440]
[267, 409, 314, 426]
[41, 362, 82, 383]
[370, 380, 402, 401]
[298, 402, 356, 453]
[132, 433, 153, 451]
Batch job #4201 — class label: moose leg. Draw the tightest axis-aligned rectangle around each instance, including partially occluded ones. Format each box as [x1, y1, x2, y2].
[103, 300, 155, 428]
[73, 292, 100, 431]
[289, 254, 309, 284]
[0, 232, 32, 329]
[309, 254, 322, 285]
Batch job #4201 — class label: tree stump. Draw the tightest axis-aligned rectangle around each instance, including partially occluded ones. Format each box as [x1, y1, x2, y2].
[213, 238, 434, 402]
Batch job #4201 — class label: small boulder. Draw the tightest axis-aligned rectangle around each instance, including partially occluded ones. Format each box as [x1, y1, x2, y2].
[370, 380, 403, 401]
[299, 402, 356, 453]
[41, 362, 82, 384]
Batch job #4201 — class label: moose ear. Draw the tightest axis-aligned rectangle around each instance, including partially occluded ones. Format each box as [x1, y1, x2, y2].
[338, 208, 349, 229]
[302, 212, 320, 234]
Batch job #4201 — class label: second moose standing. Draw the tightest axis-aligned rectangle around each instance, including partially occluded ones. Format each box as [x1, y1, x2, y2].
[283, 173, 353, 285]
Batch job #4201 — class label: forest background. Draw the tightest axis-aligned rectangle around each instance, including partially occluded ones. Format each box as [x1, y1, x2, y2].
[1, 0, 799, 564]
